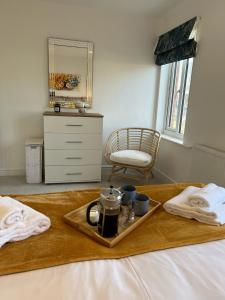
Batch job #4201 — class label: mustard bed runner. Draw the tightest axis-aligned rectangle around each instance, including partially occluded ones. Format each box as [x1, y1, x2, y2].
[1, 183, 225, 276]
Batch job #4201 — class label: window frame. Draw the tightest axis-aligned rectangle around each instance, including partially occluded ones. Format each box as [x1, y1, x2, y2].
[163, 58, 193, 140]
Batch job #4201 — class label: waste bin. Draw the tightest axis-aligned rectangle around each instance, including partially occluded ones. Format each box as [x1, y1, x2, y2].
[25, 138, 43, 184]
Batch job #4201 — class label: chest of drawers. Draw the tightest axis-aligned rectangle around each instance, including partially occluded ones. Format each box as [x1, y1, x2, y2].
[43, 112, 103, 183]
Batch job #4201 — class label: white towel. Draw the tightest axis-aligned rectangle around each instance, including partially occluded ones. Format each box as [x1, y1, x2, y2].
[164, 186, 225, 226]
[188, 183, 225, 208]
[0, 198, 51, 248]
[163, 186, 200, 214]
[195, 215, 225, 226]
[0, 197, 28, 229]
[0, 215, 50, 248]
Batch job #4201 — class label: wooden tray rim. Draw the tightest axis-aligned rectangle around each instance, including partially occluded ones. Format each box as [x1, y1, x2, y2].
[63, 198, 161, 248]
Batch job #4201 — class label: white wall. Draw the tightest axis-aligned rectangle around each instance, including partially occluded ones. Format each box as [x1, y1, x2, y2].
[0, 0, 158, 175]
[155, 0, 225, 183]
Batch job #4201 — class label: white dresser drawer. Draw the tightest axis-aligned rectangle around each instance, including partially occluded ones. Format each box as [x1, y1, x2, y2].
[43, 113, 103, 183]
[45, 165, 101, 183]
[44, 116, 102, 134]
[45, 149, 102, 166]
[44, 133, 102, 150]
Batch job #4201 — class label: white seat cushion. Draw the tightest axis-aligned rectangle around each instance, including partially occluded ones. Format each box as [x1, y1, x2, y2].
[110, 150, 152, 167]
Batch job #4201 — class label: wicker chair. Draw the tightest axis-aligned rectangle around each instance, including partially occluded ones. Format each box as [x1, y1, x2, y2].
[105, 128, 160, 182]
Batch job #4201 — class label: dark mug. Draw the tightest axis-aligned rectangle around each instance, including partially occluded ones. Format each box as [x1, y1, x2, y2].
[121, 185, 136, 206]
[134, 193, 150, 216]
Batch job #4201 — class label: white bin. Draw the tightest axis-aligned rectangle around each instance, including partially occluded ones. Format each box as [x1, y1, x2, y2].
[25, 138, 43, 184]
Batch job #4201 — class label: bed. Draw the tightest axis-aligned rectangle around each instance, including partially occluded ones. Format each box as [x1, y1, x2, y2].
[1, 184, 225, 300]
[1, 239, 225, 300]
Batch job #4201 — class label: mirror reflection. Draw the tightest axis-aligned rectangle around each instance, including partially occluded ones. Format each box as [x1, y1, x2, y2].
[48, 38, 93, 109]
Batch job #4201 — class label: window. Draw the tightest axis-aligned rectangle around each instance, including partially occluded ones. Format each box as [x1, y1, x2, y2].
[164, 58, 193, 139]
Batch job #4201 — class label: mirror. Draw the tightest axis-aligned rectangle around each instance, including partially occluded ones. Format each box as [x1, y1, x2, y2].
[48, 38, 93, 109]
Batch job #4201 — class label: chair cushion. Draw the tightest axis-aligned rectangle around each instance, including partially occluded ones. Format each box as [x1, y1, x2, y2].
[110, 150, 152, 167]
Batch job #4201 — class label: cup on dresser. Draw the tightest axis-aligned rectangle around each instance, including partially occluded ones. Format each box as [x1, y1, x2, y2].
[134, 193, 150, 216]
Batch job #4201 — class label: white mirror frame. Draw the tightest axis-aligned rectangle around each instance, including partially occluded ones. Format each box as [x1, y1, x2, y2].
[48, 38, 93, 109]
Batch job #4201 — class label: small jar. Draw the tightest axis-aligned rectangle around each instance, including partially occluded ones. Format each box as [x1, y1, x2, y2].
[54, 103, 61, 113]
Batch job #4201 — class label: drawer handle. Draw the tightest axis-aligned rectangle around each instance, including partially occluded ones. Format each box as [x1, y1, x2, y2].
[66, 141, 82, 144]
[66, 124, 83, 127]
[66, 172, 82, 176]
[66, 157, 82, 160]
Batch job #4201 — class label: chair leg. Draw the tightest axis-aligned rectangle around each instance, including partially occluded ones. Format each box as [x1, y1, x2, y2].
[107, 164, 152, 183]
[108, 174, 112, 182]
[144, 171, 150, 184]
[108, 166, 115, 182]
[145, 172, 149, 183]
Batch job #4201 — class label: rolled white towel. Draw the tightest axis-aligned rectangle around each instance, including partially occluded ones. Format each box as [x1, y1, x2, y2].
[195, 214, 225, 226]
[195, 205, 225, 218]
[164, 185, 225, 226]
[164, 206, 222, 225]
[164, 201, 225, 226]
[0, 199, 51, 248]
[188, 183, 225, 208]
[0, 220, 50, 248]
[163, 186, 201, 212]
[0, 197, 27, 229]
[164, 186, 201, 219]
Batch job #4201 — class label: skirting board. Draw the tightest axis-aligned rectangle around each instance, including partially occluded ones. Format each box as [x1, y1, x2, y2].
[0, 169, 26, 176]
[0, 166, 176, 184]
[153, 167, 176, 184]
[1, 167, 110, 177]
[103, 164, 175, 184]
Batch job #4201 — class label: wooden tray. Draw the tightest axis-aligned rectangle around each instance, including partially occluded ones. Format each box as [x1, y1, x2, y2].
[63, 199, 161, 248]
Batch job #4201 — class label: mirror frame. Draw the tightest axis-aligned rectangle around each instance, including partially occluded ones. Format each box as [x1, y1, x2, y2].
[48, 38, 93, 109]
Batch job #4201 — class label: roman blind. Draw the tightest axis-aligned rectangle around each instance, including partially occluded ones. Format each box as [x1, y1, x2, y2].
[154, 17, 198, 66]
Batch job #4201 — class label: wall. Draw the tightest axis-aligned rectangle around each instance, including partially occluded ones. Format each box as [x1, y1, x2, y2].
[155, 0, 225, 183]
[0, 0, 157, 175]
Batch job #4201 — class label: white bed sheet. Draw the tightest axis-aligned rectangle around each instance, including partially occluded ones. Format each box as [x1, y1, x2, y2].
[1, 239, 225, 300]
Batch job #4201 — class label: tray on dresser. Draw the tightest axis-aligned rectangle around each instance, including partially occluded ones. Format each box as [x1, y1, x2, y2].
[63, 198, 161, 248]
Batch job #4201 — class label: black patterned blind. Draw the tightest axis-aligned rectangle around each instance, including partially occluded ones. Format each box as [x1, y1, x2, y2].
[154, 17, 198, 66]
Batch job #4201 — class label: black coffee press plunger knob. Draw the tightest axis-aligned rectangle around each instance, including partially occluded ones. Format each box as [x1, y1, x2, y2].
[110, 185, 114, 194]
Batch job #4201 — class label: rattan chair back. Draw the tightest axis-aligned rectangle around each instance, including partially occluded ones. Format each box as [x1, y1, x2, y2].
[105, 128, 160, 182]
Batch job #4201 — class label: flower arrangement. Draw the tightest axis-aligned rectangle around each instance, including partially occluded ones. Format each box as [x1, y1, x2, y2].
[49, 73, 81, 90]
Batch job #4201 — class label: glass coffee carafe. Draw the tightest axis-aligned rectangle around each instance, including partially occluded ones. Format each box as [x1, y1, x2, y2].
[86, 186, 122, 237]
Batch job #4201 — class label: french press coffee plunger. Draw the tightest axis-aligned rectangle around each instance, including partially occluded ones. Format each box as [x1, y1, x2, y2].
[86, 186, 122, 237]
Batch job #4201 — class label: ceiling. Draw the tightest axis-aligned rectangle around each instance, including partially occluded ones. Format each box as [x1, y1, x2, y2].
[40, 0, 183, 16]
